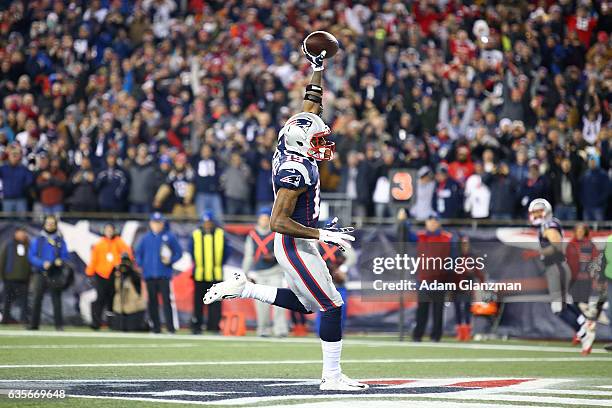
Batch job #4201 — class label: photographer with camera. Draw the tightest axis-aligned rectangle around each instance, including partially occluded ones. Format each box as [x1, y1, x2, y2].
[28, 215, 71, 331]
[112, 253, 147, 331]
[86, 224, 132, 330]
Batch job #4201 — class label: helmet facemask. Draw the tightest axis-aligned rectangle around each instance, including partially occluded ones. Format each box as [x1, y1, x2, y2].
[529, 208, 546, 226]
[307, 128, 335, 161]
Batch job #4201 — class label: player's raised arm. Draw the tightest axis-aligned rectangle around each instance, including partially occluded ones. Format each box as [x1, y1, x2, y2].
[302, 70, 323, 115]
[301, 41, 325, 115]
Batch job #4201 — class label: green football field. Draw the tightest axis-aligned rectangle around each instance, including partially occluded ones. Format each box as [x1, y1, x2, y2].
[0, 327, 611, 408]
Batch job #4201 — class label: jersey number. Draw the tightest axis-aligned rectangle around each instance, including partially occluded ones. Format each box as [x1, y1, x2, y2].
[198, 160, 216, 177]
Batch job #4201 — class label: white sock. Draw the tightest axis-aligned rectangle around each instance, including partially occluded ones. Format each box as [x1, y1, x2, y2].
[321, 339, 342, 379]
[240, 282, 277, 304]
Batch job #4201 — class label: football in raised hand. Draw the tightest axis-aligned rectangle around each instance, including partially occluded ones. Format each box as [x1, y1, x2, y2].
[303, 31, 339, 58]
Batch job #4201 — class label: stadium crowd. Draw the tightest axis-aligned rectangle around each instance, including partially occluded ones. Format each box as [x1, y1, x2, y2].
[0, 0, 610, 221]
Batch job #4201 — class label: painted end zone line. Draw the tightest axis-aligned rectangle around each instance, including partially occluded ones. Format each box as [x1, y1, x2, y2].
[1, 357, 612, 369]
[0, 329, 607, 354]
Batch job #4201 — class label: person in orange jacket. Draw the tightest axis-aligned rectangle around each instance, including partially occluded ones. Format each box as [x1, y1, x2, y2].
[86, 224, 132, 330]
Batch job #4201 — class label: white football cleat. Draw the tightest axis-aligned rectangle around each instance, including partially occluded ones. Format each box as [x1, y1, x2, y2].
[203, 272, 246, 305]
[320, 374, 369, 391]
[581, 329, 596, 356]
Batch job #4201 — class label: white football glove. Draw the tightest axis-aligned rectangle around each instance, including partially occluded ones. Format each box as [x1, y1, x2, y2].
[302, 42, 326, 71]
[318, 217, 355, 252]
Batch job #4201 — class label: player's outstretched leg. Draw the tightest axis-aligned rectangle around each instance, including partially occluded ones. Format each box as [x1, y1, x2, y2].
[554, 302, 595, 355]
[204, 273, 368, 390]
[203, 272, 247, 304]
[204, 272, 312, 313]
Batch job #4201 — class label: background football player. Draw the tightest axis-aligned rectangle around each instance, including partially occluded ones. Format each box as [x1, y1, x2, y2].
[204, 41, 368, 391]
[528, 198, 595, 355]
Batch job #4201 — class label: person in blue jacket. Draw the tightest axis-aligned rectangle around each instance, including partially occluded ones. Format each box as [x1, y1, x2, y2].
[580, 154, 609, 221]
[0, 145, 33, 213]
[28, 215, 69, 330]
[135, 212, 182, 333]
[432, 163, 464, 219]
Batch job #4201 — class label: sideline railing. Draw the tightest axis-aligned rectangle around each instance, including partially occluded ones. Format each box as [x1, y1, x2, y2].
[0, 211, 610, 229]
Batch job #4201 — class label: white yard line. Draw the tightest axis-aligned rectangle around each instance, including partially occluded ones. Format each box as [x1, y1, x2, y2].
[0, 343, 198, 350]
[440, 393, 612, 407]
[0, 377, 550, 383]
[0, 357, 611, 369]
[512, 389, 612, 396]
[0, 329, 606, 354]
[64, 393, 557, 407]
[283, 402, 553, 408]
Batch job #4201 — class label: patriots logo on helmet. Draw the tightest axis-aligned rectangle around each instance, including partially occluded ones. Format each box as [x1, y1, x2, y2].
[280, 174, 302, 187]
[287, 118, 313, 131]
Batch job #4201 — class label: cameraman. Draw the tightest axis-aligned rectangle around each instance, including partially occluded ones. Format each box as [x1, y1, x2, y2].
[86, 224, 132, 330]
[112, 253, 147, 331]
[28, 215, 70, 331]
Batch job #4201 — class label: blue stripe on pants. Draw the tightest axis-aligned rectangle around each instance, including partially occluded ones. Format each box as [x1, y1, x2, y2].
[281, 235, 336, 311]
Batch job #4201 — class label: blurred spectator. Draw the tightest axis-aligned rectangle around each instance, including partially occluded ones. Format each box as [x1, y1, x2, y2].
[486, 162, 517, 220]
[221, 152, 252, 216]
[0, 145, 32, 213]
[193, 145, 223, 219]
[432, 164, 463, 219]
[463, 162, 491, 219]
[580, 154, 609, 221]
[253, 148, 275, 213]
[128, 144, 157, 214]
[66, 156, 98, 212]
[448, 146, 474, 186]
[35, 156, 67, 215]
[135, 213, 182, 334]
[552, 158, 579, 221]
[95, 151, 129, 212]
[510, 148, 530, 185]
[0, 227, 30, 324]
[372, 148, 396, 218]
[518, 160, 548, 217]
[86, 224, 132, 330]
[154, 153, 196, 217]
[340, 151, 371, 218]
[28, 215, 69, 331]
[410, 166, 436, 220]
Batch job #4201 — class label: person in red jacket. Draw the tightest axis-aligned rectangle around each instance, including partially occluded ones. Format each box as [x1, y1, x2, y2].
[566, 223, 599, 310]
[566, 5, 598, 47]
[448, 145, 474, 186]
[412, 214, 454, 342]
[451, 235, 484, 341]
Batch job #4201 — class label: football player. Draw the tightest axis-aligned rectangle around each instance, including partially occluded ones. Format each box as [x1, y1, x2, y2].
[204, 42, 368, 390]
[528, 198, 595, 354]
